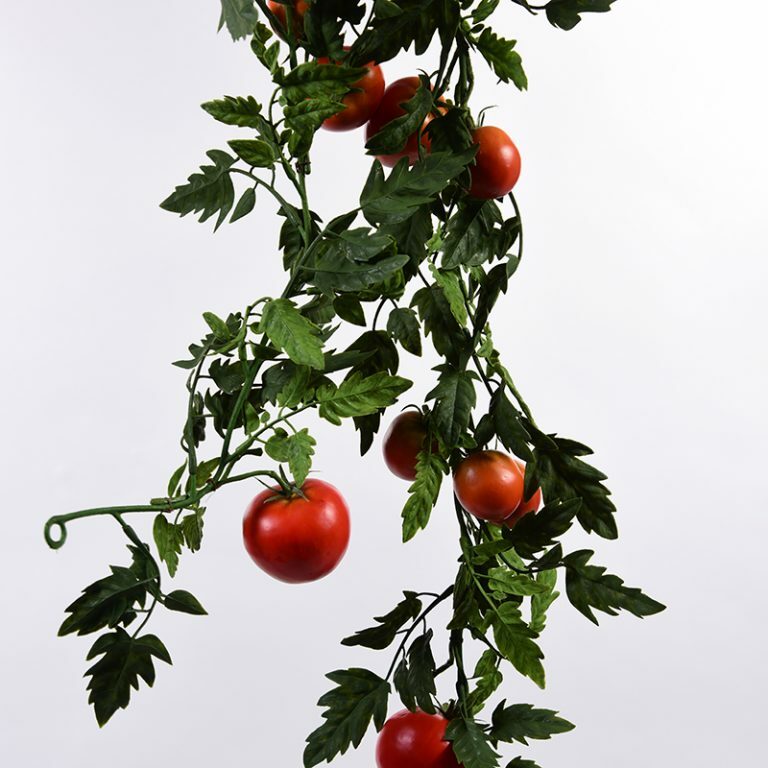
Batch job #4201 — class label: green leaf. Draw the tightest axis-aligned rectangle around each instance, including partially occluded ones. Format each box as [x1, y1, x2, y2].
[167, 461, 186, 497]
[317, 372, 412, 425]
[474, 28, 528, 90]
[202, 311, 231, 340]
[411, 284, 468, 364]
[428, 264, 468, 326]
[505, 760, 542, 768]
[546, 0, 618, 31]
[180, 509, 205, 552]
[227, 138, 275, 167]
[333, 295, 366, 326]
[487, 567, 550, 597]
[305, 0, 366, 59]
[201, 95, 264, 129]
[160, 149, 236, 231]
[401, 448, 447, 541]
[491, 603, 545, 688]
[303, 668, 390, 767]
[265, 428, 317, 486]
[260, 298, 325, 370]
[387, 307, 422, 356]
[530, 568, 559, 634]
[505, 498, 580, 558]
[473, 0, 500, 23]
[85, 628, 172, 726]
[195, 458, 220, 487]
[153, 515, 184, 577]
[361, 149, 476, 225]
[164, 589, 208, 616]
[563, 550, 666, 625]
[284, 97, 346, 156]
[491, 388, 532, 462]
[365, 75, 433, 155]
[218, 0, 258, 40]
[467, 649, 503, 715]
[342, 592, 422, 650]
[59, 565, 148, 637]
[279, 61, 369, 103]
[490, 701, 575, 745]
[445, 718, 500, 768]
[230, 187, 256, 223]
[394, 630, 437, 714]
[425, 365, 477, 449]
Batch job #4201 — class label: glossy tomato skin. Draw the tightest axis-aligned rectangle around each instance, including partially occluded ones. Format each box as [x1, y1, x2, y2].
[242, 479, 350, 583]
[320, 49, 385, 132]
[376, 710, 460, 768]
[382, 411, 430, 481]
[468, 126, 522, 200]
[365, 76, 436, 167]
[454, 450, 524, 524]
[267, 0, 309, 41]
[504, 459, 543, 528]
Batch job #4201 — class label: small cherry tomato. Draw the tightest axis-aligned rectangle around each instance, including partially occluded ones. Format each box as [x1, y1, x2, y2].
[376, 709, 460, 768]
[267, 0, 309, 42]
[365, 76, 438, 167]
[319, 48, 385, 132]
[242, 479, 350, 583]
[382, 411, 430, 481]
[453, 450, 524, 524]
[468, 125, 522, 199]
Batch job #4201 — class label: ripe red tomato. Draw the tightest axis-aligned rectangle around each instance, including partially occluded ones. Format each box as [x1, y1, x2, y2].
[267, 0, 308, 41]
[242, 479, 350, 583]
[376, 710, 460, 768]
[365, 76, 437, 167]
[382, 411, 431, 481]
[504, 459, 543, 528]
[453, 450, 524, 524]
[319, 48, 385, 132]
[468, 125, 522, 200]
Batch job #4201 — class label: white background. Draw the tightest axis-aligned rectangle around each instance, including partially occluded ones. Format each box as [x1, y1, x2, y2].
[1, 1, 766, 765]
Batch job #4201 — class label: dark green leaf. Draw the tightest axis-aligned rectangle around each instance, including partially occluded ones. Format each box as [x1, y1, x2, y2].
[342, 592, 422, 649]
[473, 0, 500, 23]
[305, 0, 366, 59]
[333, 295, 367, 326]
[167, 461, 186, 497]
[505, 760, 542, 768]
[85, 629, 172, 726]
[490, 701, 575, 745]
[230, 186, 256, 222]
[303, 669, 390, 767]
[467, 649, 503, 715]
[202, 311, 231, 340]
[401, 448, 447, 541]
[491, 389, 532, 462]
[279, 61, 368, 103]
[317, 372, 412, 424]
[160, 149, 236, 231]
[474, 28, 528, 90]
[153, 515, 184, 577]
[530, 569, 559, 634]
[259, 298, 325, 370]
[491, 603, 545, 688]
[394, 630, 437, 714]
[564, 550, 666, 625]
[505, 498, 580, 558]
[164, 589, 208, 616]
[180, 510, 205, 552]
[445, 718, 500, 768]
[411, 284, 468, 364]
[546, 0, 618, 31]
[387, 307, 422, 356]
[426, 365, 477, 449]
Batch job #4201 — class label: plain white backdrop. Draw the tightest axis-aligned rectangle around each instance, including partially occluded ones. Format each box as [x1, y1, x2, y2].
[2, 1, 766, 765]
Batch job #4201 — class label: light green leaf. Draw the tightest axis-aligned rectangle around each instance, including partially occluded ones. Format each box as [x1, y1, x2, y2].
[227, 138, 275, 167]
[153, 515, 184, 578]
[317, 372, 412, 425]
[260, 298, 325, 370]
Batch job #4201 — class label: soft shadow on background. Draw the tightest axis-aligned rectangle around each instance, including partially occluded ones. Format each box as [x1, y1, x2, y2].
[1, 1, 766, 765]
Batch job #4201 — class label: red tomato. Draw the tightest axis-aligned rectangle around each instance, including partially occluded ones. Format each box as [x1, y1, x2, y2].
[242, 479, 350, 583]
[504, 459, 543, 528]
[376, 710, 460, 768]
[382, 411, 430, 481]
[319, 48, 385, 132]
[267, 0, 309, 42]
[453, 450, 524, 524]
[468, 125, 522, 200]
[365, 76, 437, 167]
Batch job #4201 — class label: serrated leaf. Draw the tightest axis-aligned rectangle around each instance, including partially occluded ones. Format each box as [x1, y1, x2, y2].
[426, 366, 477, 449]
[201, 95, 264, 128]
[284, 97, 346, 156]
[387, 307, 422, 356]
[492, 603, 545, 689]
[260, 298, 325, 370]
[394, 630, 437, 714]
[490, 701, 575, 745]
[180, 510, 205, 552]
[487, 567, 550, 597]
[85, 628, 172, 726]
[153, 515, 184, 577]
[265, 427, 316, 485]
[468, 649, 503, 715]
[305, 0, 366, 59]
[303, 669, 390, 767]
[160, 149, 236, 231]
[411, 284, 468, 364]
[342, 592, 422, 649]
[473, 0, 500, 23]
[546, 0, 618, 31]
[428, 265, 468, 326]
[279, 61, 369, 103]
[504, 498, 580, 558]
[563, 550, 666, 625]
[474, 28, 528, 90]
[506, 759, 542, 768]
[228, 138, 275, 167]
[530, 569, 559, 634]
[164, 589, 208, 616]
[317, 372, 411, 425]
[401, 448, 447, 541]
[445, 718, 500, 768]
[218, 0, 258, 40]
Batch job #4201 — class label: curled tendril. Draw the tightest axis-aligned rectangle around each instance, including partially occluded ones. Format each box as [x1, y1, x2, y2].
[44, 517, 68, 549]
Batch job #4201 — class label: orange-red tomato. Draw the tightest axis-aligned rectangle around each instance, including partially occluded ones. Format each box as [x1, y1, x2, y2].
[376, 710, 460, 768]
[453, 450, 524, 524]
[365, 76, 438, 167]
[505, 459, 543, 528]
[468, 125, 522, 199]
[319, 49, 385, 132]
[382, 411, 431, 481]
[267, 0, 309, 41]
[242, 479, 350, 583]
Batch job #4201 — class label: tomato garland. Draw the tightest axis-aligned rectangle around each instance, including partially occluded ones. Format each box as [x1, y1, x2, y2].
[45, 1, 665, 765]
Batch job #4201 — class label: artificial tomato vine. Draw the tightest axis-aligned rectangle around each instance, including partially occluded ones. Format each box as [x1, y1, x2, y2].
[45, 1, 664, 766]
